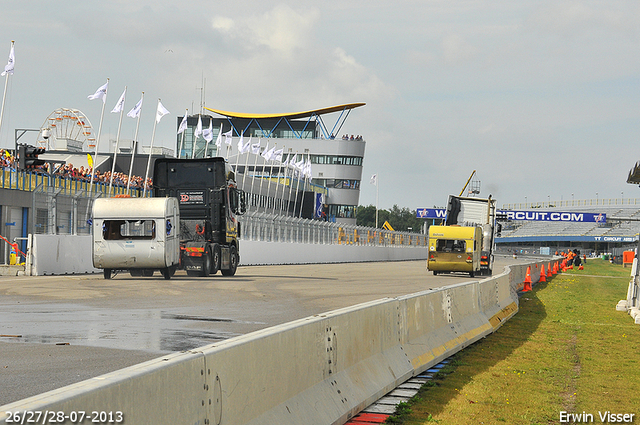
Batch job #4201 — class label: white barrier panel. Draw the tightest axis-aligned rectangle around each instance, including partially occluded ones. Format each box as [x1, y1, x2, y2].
[32, 235, 101, 275]
[30, 236, 427, 275]
[1, 260, 547, 425]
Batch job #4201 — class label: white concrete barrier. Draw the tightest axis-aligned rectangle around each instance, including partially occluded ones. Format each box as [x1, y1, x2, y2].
[1, 260, 548, 425]
[29, 235, 427, 275]
[32, 235, 100, 275]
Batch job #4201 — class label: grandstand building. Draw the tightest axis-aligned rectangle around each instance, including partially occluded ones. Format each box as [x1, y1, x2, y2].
[176, 104, 366, 225]
[495, 200, 640, 257]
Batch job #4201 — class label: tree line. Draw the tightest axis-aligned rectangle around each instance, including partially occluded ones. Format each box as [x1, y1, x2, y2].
[356, 205, 428, 232]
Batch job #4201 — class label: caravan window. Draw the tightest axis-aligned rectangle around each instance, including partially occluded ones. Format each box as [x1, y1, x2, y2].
[103, 220, 156, 240]
[435, 239, 466, 253]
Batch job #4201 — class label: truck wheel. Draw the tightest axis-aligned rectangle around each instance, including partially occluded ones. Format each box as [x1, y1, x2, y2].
[469, 271, 475, 278]
[143, 269, 154, 277]
[201, 252, 211, 277]
[103, 269, 112, 279]
[161, 267, 172, 280]
[432, 271, 438, 276]
[211, 244, 221, 275]
[130, 270, 143, 277]
[222, 245, 238, 276]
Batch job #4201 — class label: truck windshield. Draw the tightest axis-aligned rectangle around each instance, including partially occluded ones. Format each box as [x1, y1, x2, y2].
[435, 239, 466, 253]
[103, 220, 156, 240]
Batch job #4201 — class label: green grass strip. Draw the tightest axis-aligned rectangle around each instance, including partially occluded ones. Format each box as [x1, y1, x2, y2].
[388, 259, 640, 424]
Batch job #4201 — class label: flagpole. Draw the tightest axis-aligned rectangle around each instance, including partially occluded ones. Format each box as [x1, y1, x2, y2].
[0, 67, 9, 149]
[88, 78, 109, 198]
[0, 41, 14, 149]
[178, 109, 188, 158]
[233, 131, 243, 177]
[264, 144, 276, 214]
[143, 99, 161, 198]
[286, 154, 295, 216]
[376, 174, 379, 228]
[298, 153, 310, 218]
[258, 142, 268, 213]
[241, 136, 252, 192]
[191, 119, 198, 159]
[109, 86, 126, 193]
[250, 139, 261, 211]
[127, 92, 143, 195]
[204, 117, 211, 158]
[276, 153, 288, 215]
[289, 153, 299, 217]
[265, 144, 276, 215]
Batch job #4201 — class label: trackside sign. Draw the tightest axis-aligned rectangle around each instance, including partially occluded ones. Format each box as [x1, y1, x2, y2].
[417, 208, 607, 223]
[504, 211, 606, 223]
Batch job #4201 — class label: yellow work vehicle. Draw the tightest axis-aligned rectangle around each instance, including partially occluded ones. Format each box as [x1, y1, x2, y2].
[427, 194, 497, 277]
[427, 225, 482, 277]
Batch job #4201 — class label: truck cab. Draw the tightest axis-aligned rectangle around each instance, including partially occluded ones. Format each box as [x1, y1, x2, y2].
[153, 157, 246, 277]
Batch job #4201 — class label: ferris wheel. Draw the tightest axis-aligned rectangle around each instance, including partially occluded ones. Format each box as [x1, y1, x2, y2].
[37, 108, 96, 151]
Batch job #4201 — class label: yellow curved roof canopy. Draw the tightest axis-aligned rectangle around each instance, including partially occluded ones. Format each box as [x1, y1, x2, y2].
[204, 102, 366, 120]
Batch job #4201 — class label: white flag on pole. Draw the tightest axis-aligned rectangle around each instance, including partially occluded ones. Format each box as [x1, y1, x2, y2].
[156, 100, 170, 123]
[240, 137, 252, 154]
[251, 139, 261, 155]
[203, 119, 213, 142]
[294, 157, 305, 170]
[304, 159, 312, 178]
[237, 133, 244, 153]
[1, 42, 15, 76]
[215, 125, 222, 148]
[273, 148, 284, 163]
[260, 142, 270, 160]
[193, 115, 203, 139]
[177, 114, 188, 134]
[223, 128, 233, 145]
[127, 96, 143, 118]
[370, 174, 377, 186]
[111, 88, 126, 113]
[88, 80, 109, 103]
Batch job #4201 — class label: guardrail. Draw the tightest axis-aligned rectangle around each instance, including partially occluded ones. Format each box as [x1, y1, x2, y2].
[0, 259, 558, 425]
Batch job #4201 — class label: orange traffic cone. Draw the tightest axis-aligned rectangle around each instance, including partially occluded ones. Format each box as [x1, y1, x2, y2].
[568, 265, 574, 270]
[547, 263, 553, 278]
[539, 264, 546, 282]
[553, 262, 558, 275]
[578, 265, 584, 270]
[523, 266, 532, 292]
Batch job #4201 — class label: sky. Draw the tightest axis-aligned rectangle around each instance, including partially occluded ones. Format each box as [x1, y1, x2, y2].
[1, 1, 639, 210]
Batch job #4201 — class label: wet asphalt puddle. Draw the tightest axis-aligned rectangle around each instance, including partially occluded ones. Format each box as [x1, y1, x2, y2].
[0, 303, 264, 353]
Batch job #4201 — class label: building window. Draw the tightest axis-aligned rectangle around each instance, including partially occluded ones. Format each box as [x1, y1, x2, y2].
[310, 155, 362, 166]
[328, 204, 357, 218]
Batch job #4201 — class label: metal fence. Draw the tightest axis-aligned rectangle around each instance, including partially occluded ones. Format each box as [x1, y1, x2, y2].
[32, 184, 94, 235]
[240, 211, 427, 247]
[1, 168, 144, 198]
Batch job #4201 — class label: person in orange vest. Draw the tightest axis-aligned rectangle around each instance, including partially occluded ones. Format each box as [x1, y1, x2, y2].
[567, 250, 575, 266]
